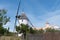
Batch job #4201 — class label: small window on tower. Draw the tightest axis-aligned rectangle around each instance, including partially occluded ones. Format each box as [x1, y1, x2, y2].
[22, 19, 23, 22]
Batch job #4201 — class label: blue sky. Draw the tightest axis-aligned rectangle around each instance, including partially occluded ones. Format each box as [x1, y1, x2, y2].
[0, 0, 60, 32]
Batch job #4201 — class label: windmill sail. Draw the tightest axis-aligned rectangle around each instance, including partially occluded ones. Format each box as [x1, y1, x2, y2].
[14, 0, 21, 32]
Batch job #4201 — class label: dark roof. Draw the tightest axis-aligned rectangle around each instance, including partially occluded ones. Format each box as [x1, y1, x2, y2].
[46, 22, 49, 24]
[18, 12, 28, 20]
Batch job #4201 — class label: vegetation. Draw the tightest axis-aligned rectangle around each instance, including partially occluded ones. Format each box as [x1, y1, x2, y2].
[0, 9, 10, 36]
[16, 24, 60, 37]
[45, 28, 60, 32]
[38, 29, 44, 34]
[16, 24, 37, 38]
[29, 27, 37, 34]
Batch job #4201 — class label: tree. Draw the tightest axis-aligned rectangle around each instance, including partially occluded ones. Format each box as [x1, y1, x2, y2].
[0, 9, 10, 25]
[16, 24, 38, 38]
[16, 24, 29, 38]
[0, 26, 5, 35]
[0, 9, 10, 35]
[38, 29, 44, 34]
[16, 24, 29, 33]
[45, 28, 56, 32]
[29, 27, 39, 34]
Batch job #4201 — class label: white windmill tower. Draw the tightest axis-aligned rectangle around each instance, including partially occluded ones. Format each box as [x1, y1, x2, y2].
[17, 11, 34, 27]
[18, 12, 28, 25]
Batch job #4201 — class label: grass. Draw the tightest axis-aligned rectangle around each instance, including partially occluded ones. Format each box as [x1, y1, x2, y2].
[0, 36, 21, 40]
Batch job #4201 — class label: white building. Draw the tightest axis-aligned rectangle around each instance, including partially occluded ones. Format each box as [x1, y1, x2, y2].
[43, 22, 52, 30]
[18, 12, 29, 25]
[43, 22, 60, 30]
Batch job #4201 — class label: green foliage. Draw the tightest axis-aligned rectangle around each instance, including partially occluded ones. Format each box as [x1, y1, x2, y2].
[16, 26, 20, 33]
[0, 9, 10, 35]
[0, 9, 10, 25]
[16, 24, 37, 38]
[29, 27, 34, 34]
[16, 24, 29, 33]
[29, 27, 38, 34]
[45, 28, 60, 32]
[54, 30, 60, 32]
[16, 24, 37, 34]
[0, 26, 4, 35]
[46, 28, 55, 32]
[0, 26, 9, 35]
[20, 24, 29, 33]
[38, 29, 44, 33]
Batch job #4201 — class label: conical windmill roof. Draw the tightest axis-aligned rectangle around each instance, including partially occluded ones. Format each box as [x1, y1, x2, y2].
[18, 12, 28, 20]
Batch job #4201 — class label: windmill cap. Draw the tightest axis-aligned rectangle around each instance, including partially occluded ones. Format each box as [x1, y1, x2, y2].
[18, 12, 28, 20]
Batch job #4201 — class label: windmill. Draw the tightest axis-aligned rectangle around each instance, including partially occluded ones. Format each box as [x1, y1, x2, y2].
[14, 0, 34, 32]
[17, 12, 34, 27]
